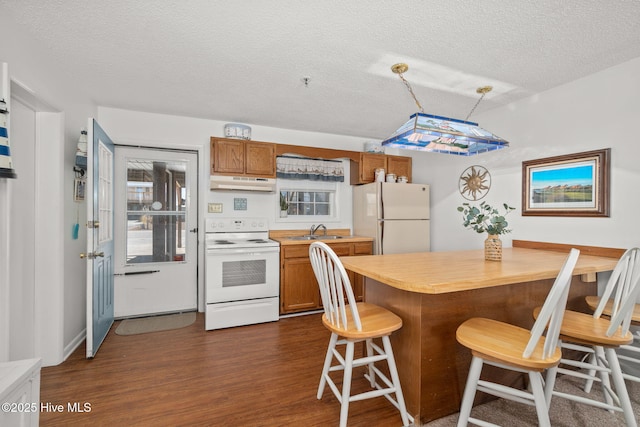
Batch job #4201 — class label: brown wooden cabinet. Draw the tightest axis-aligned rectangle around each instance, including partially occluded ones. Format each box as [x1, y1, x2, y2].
[210, 137, 276, 177]
[387, 155, 412, 181]
[350, 152, 412, 184]
[280, 240, 373, 314]
[351, 153, 387, 184]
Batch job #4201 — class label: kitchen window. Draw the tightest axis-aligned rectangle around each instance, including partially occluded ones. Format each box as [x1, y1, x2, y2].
[278, 180, 339, 221]
[283, 190, 332, 216]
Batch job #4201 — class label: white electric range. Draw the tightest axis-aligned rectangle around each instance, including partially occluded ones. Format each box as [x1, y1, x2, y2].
[204, 217, 280, 330]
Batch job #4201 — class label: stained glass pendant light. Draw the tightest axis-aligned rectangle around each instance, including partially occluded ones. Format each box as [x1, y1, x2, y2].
[381, 63, 509, 156]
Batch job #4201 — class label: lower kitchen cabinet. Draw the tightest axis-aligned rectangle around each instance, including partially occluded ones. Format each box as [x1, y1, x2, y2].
[280, 241, 372, 314]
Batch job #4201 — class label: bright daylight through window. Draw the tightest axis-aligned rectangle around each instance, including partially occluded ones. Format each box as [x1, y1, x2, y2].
[280, 190, 333, 216]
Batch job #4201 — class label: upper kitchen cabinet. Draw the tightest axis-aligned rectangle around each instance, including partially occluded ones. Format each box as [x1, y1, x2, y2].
[350, 152, 412, 184]
[387, 155, 412, 181]
[210, 137, 276, 178]
[351, 153, 386, 184]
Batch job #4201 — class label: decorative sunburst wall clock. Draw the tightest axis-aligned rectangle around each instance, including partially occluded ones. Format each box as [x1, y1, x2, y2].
[459, 165, 491, 200]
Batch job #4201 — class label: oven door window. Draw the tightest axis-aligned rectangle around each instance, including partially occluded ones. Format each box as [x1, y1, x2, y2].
[206, 250, 279, 303]
[223, 259, 266, 287]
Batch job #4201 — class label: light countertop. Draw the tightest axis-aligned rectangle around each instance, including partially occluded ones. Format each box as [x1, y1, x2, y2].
[340, 247, 619, 294]
[269, 229, 373, 246]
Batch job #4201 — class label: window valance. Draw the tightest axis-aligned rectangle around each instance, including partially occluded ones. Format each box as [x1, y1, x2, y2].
[276, 156, 344, 182]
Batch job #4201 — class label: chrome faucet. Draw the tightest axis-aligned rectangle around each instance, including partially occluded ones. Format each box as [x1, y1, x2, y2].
[310, 224, 327, 236]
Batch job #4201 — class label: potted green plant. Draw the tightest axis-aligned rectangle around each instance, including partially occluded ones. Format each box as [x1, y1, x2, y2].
[280, 193, 289, 218]
[457, 201, 515, 261]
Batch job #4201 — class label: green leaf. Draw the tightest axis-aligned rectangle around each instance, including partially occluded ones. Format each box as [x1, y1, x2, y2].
[457, 201, 515, 235]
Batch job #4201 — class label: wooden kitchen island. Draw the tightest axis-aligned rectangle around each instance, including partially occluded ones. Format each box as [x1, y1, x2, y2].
[339, 242, 621, 425]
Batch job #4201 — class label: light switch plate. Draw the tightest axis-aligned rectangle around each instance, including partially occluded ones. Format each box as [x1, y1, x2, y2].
[208, 203, 223, 213]
[234, 198, 247, 210]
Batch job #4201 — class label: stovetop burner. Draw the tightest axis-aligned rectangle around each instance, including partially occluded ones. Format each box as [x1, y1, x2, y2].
[207, 237, 278, 248]
[205, 217, 279, 249]
[210, 238, 273, 246]
[213, 240, 235, 245]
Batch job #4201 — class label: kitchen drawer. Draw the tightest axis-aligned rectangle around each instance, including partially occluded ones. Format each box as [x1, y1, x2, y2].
[283, 241, 353, 258]
[353, 241, 373, 255]
[283, 245, 312, 259]
[327, 242, 351, 256]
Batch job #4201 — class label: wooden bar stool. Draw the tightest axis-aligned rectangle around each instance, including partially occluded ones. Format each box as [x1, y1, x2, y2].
[309, 241, 411, 427]
[456, 249, 580, 427]
[542, 247, 640, 426]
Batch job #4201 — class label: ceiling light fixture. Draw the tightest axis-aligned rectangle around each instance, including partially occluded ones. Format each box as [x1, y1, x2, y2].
[381, 63, 509, 156]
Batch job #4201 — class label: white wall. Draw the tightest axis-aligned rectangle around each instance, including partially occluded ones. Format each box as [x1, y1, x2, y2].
[1, 12, 96, 365]
[97, 107, 369, 232]
[7, 97, 36, 360]
[410, 56, 640, 252]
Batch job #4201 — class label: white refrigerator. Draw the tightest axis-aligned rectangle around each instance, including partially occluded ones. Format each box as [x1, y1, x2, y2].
[353, 182, 430, 254]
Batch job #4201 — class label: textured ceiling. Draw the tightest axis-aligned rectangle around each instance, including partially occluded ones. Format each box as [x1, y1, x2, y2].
[2, 0, 640, 140]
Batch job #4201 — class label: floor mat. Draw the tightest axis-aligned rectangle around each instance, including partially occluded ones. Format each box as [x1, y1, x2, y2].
[115, 312, 196, 336]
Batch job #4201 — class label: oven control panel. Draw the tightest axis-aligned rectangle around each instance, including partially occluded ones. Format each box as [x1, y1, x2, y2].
[205, 217, 269, 233]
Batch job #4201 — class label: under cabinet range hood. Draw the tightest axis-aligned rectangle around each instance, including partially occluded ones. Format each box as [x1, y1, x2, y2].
[210, 175, 276, 192]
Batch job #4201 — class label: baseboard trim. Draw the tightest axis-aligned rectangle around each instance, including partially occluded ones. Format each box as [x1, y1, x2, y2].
[64, 328, 85, 362]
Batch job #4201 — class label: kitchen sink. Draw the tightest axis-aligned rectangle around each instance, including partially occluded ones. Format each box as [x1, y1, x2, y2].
[288, 235, 346, 241]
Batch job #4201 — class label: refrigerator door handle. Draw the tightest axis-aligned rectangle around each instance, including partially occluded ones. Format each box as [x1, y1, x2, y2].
[378, 182, 384, 221]
[379, 220, 384, 254]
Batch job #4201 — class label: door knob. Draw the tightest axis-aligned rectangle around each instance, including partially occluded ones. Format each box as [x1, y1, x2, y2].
[80, 251, 105, 259]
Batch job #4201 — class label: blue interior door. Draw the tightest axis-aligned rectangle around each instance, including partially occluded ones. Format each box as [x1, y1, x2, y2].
[86, 118, 115, 358]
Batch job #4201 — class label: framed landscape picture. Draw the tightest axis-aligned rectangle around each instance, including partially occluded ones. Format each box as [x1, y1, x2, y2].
[522, 148, 610, 217]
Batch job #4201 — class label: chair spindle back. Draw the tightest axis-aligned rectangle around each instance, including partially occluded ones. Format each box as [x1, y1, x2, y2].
[594, 247, 640, 337]
[309, 241, 361, 331]
[525, 248, 580, 359]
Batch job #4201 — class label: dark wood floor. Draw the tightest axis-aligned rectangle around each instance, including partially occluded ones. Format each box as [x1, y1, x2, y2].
[40, 313, 409, 426]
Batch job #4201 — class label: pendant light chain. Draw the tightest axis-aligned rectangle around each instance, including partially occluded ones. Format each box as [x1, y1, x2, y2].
[396, 70, 425, 114]
[391, 63, 494, 123]
[465, 86, 493, 121]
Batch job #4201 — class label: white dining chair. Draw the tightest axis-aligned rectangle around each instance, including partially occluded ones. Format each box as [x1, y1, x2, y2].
[585, 252, 640, 385]
[544, 247, 640, 427]
[309, 241, 411, 427]
[456, 248, 580, 427]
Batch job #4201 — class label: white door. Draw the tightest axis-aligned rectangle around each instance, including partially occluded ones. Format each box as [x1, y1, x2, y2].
[113, 146, 198, 318]
[86, 119, 115, 358]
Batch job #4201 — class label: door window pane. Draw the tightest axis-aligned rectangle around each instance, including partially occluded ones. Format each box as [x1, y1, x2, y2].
[98, 141, 113, 243]
[125, 158, 188, 264]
